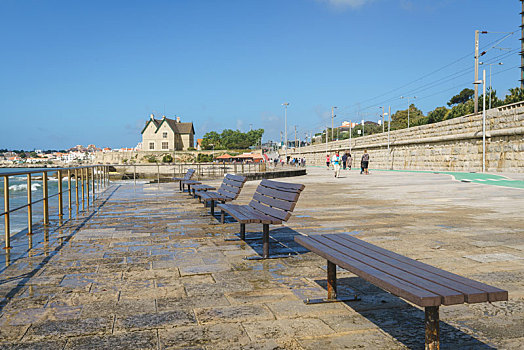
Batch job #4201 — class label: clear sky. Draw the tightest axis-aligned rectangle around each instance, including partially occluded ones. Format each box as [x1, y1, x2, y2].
[0, 0, 520, 150]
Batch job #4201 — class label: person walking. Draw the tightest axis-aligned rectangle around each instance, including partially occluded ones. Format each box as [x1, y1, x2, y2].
[342, 152, 348, 170]
[326, 154, 330, 170]
[347, 152, 352, 170]
[361, 149, 370, 175]
[332, 151, 341, 178]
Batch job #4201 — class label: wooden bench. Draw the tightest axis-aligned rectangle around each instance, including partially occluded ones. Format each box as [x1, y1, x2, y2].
[173, 169, 195, 191]
[180, 179, 202, 193]
[294, 233, 508, 350]
[195, 174, 247, 216]
[218, 179, 305, 259]
[190, 184, 216, 198]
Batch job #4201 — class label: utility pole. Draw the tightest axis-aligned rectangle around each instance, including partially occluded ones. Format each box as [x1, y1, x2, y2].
[381, 107, 385, 133]
[280, 131, 283, 149]
[325, 125, 328, 155]
[388, 106, 391, 169]
[400, 96, 416, 128]
[521, 0, 524, 88]
[349, 120, 352, 153]
[282, 102, 289, 160]
[474, 30, 480, 114]
[331, 106, 337, 141]
[482, 69, 486, 172]
[362, 119, 365, 137]
[294, 125, 297, 148]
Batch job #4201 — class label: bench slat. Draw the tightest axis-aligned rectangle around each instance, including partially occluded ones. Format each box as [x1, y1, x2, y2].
[315, 235, 465, 305]
[336, 234, 508, 302]
[260, 179, 305, 193]
[218, 204, 254, 223]
[316, 235, 465, 305]
[220, 183, 242, 195]
[223, 177, 243, 188]
[324, 234, 488, 303]
[252, 192, 296, 212]
[249, 200, 291, 222]
[224, 174, 247, 183]
[256, 186, 301, 202]
[296, 235, 442, 307]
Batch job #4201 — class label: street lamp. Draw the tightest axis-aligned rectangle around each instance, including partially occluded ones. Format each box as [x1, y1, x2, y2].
[479, 62, 503, 110]
[474, 69, 487, 172]
[400, 96, 416, 128]
[282, 102, 289, 161]
[331, 106, 337, 141]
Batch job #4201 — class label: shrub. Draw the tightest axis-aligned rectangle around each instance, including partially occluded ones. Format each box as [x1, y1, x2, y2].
[162, 154, 173, 163]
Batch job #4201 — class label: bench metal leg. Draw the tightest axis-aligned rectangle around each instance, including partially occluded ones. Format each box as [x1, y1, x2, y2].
[221, 210, 225, 224]
[425, 306, 440, 350]
[179, 181, 182, 191]
[240, 223, 245, 240]
[262, 224, 269, 258]
[327, 260, 337, 300]
[210, 200, 215, 216]
[304, 260, 360, 304]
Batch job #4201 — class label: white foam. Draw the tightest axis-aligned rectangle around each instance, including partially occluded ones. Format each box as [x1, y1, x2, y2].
[9, 183, 42, 192]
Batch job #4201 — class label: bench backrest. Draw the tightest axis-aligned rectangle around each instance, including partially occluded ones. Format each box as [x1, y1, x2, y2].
[217, 174, 247, 200]
[184, 169, 195, 180]
[249, 179, 305, 222]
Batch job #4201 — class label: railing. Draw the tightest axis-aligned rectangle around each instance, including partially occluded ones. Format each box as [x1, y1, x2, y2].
[0, 165, 110, 250]
[109, 161, 301, 184]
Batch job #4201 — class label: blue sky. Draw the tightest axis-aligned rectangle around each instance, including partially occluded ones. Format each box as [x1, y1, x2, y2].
[0, 0, 520, 149]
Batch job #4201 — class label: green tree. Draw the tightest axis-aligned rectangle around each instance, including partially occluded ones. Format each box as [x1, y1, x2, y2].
[390, 104, 425, 129]
[427, 106, 449, 124]
[447, 88, 474, 106]
[197, 153, 213, 162]
[444, 99, 474, 120]
[503, 87, 524, 105]
[201, 131, 221, 150]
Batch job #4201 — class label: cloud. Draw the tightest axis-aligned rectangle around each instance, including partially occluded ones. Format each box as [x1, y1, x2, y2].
[316, 0, 373, 9]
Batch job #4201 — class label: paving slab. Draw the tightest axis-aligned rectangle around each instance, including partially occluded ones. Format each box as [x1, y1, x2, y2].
[0, 168, 522, 349]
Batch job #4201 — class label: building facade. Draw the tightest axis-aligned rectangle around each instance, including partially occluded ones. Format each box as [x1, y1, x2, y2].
[141, 114, 195, 151]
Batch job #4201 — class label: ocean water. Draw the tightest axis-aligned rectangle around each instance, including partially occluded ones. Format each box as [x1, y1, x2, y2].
[0, 168, 80, 234]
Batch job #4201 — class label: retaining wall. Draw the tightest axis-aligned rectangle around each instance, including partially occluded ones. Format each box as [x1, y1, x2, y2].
[286, 102, 524, 172]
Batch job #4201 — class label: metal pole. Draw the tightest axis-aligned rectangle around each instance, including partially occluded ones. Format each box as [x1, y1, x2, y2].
[382, 107, 385, 133]
[75, 169, 79, 213]
[57, 170, 63, 217]
[27, 174, 32, 235]
[483, 69, 486, 173]
[283, 102, 289, 161]
[425, 306, 440, 350]
[474, 30, 479, 114]
[331, 107, 334, 141]
[81, 168, 85, 211]
[43, 172, 49, 225]
[489, 64, 492, 110]
[388, 106, 391, 170]
[521, 0, 524, 89]
[68, 169, 72, 218]
[134, 164, 136, 186]
[91, 167, 95, 200]
[3, 176, 10, 249]
[327, 260, 337, 300]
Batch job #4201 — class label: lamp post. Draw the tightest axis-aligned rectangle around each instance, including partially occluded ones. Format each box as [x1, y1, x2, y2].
[379, 107, 385, 133]
[282, 102, 289, 160]
[331, 106, 337, 141]
[479, 62, 503, 110]
[474, 70, 487, 172]
[400, 96, 416, 128]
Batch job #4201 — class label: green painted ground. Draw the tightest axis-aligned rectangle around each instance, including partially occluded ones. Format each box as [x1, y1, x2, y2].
[308, 165, 524, 189]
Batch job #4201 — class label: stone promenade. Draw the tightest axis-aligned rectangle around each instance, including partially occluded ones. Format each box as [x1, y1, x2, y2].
[0, 168, 523, 349]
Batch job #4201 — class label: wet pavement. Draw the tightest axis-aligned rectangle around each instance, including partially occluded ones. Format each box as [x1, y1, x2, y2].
[0, 168, 523, 349]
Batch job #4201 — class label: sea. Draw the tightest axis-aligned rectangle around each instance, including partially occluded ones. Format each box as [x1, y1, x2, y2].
[0, 167, 78, 234]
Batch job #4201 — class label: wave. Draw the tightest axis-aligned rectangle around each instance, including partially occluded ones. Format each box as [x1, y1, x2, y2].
[8, 183, 42, 192]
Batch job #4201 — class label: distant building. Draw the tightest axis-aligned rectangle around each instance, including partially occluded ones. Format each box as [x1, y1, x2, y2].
[141, 114, 195, 151]
[196, 138, 203, 151]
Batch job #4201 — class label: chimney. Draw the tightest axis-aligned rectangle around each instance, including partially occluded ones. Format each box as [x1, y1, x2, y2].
[150, 113, 154, 121]
[162, 115, 166, 120]
[176, 116, 181, 123]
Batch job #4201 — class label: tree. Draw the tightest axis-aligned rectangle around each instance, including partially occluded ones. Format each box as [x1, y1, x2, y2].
[447, 88, 474, 106]
[503, 87, 524, 105]
[201, 131, 220, 150]
[390, 104, 424, 130]
[427, 106, 449, 124]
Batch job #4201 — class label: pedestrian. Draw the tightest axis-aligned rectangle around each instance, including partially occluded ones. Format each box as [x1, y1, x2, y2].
[332, 151, 341, 178]
[347, 152, 352, 170]
[361, 149, 370, 175]
[326, 154, 330, 170]
[342, 152, 348, 170]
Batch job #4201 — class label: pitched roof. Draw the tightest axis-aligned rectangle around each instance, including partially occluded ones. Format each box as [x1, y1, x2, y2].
[141, 116, 195, 135]
[216, 153, 233, 159]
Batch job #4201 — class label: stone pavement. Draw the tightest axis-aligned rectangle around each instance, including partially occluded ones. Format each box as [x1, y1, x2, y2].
[0, 167, 523, 349]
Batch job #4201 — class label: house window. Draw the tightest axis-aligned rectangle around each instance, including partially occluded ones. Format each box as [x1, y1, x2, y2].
[162, 142, 168, 150]
[149, 142, 155, 150]
[162, 132, 168, 138]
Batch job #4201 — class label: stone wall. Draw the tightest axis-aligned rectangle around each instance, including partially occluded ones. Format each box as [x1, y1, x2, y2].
[285, 102, 524, 173]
